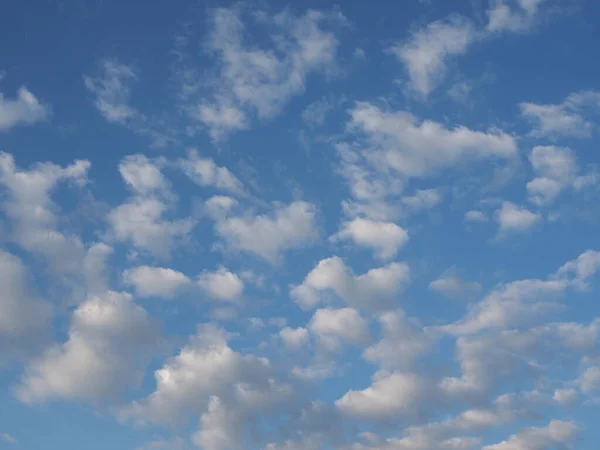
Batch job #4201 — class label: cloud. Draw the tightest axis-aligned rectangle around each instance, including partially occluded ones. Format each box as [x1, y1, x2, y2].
[213, 201, 319, 263]
[486, 0, 550, 34]
[495, 201, 541, 234]
[123, 266, 191, 299]
[464, 210, 489, 222]
[330, 218, 409, 260]
[389, 16, 476, 97]
[197, 267, 244, 302]
[190, 6, 345, 140]
[119, 154, 171, 197]
[520, 90, 600, 138]
[309, 307, 370, 346]
[482, 420, 579, 450]
[0, 85, 50, 131]
[0, 250, 51, 360]
[121, 324, 294, 450]
[84, 60, 174, 147]
[348, 103, 517, 178]
[302, 96, 335, 127]
[291, 256, 411, 311]
[17, 291, 159, 404]
[280, 327, 310, 351]
[429, 269, 482, 300]
[336, 371, 430, 420]
[526, 145, 577, 205]
[178, 149, 245, 196]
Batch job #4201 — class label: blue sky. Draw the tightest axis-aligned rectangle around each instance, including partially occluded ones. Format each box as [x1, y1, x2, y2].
[1, 0, 600, 449]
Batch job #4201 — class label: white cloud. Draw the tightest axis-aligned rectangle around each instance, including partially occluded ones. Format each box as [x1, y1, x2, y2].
[178, 149, 245, 195]
[553, 388, 578, 405]
[279, 327, 310, 350]
[482, 420, 579, 450]
[291, 256, 411, 311]
[330, 217, 409, 260]
[192, 7, 345, 140]
[486, 0, 549, 34]
[348, 103, 517, 178]
[213, 201, 319, 263]
[363, 310, 433, 369]
[464, 210, 489, 222]
[119, 154, 170, 196]
[429, 269, 482, 300]
[579, 366, 600, 394]
[390, 16, 475, 98]
[336, 371, 430, 419]
[520, 90, 600, 138]
[0, 250, 51, 360]
[309, 307, 370, 346]
[108, 197, 195, 259]
[0, 85, 50, 131]
[197, 267, 244, 302]
[554, 250, 600, 291]
[121, 324, 293, 439]
[526, 146, 577, 205]
[0, 152, 93, 275]
[495, 201, 541, 234]
[124, 266, 191, 299]
[17, 291, 159, 404]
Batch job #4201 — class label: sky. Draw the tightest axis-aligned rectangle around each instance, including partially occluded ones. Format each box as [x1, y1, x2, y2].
[1, 0, 600, 449]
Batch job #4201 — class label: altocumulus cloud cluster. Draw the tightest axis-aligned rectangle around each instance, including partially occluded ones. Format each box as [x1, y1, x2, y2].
[1, 0, 600, 449]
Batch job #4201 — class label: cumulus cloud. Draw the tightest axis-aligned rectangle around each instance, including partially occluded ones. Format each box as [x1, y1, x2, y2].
[495, 201, 541, 234]
[390, 16, 476, 98]
[429, 269, 482, 301]
[178, 150, 245, 195]
[124, 266, 191, 299]
[291, 256, 411, 311]
[330, 217, 409, 260]
[309, 307, 370, 346]
[280, 327, 310, 351]
[17, 291, 159, 404]
[197, 267, 244, 302]
[520, 90, 600, 138]
[486, 0, 550, 34]
[213, 201, 319, 263]
[0, 250, 51, 360]
[482, 420, 579, 450]
[190, 6, 345, 140]
[0, 85, 50, 131]
[526, 145, 577, 205]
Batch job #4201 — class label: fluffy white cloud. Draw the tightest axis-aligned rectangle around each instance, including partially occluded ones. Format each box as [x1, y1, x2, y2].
[553, 388, 578, 405]
[495, 201, 541, 234]
[482, 420, 579, 450]
[554, 250, 600, 291]
[291, 256, 410, 311]
[401, 188, 442, 212]
[336, 371, 430, 419]
[17, 291, 159, 404]
[429, 269, 482, 300]
[520, 90, 600, 138]
[0, 250, 51, 359]
[192, 7, 345, 139]
[464, 210, 489, 222]
[124, 266, 191, 299]
[0, 85, 50, 131]
[0, 152, 93, 274]
[121, 324, 293, 450]
[579, 366, 600, 394]
[108, 197, 195, 258]
[119, 154, 170, 196]
[178, 150, 245, 195]
[197, 267, 244, 302]
[347, 102, 516, 178]
[390, 16, 475, 97]
[279, 327, 310, 350]
[330, 218, 409, 260]
[363, 310, 433, 369]
[213, 201, 319, 263]
[309, 307, 370, 346]
[526, 146, 577, 205]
